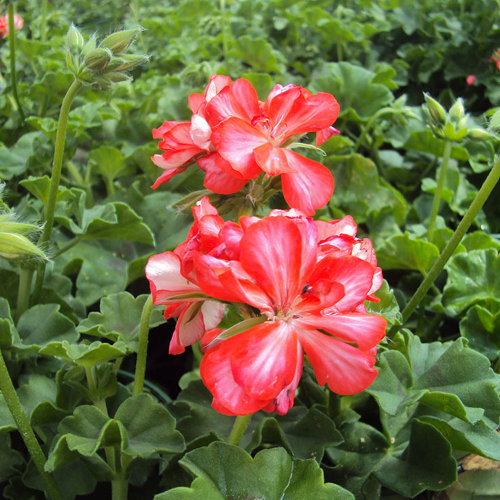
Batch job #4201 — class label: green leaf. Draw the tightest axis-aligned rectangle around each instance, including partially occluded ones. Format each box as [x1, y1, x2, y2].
[422, 162, 480, 216]
[229, 36, 285, 73]
[310, 62, 394, 120]
[0, 133, 40, 180]
[404, 129, 469, 161]
[0, 434, 23, 482]
[241, 72, 273, 100]
[443, 249, 500, 315]
[89, 146, 126, 184]
[57, 201, 154, 245]
[444, 470, 500, 499]
[114, 393, 185, 460]
[462, 232, 500, 252]
[325, 153, 407, 225]
[47, 395, 184, 473]
[39, 340, 129, 368]
[325, 422, 390, 498]
[376, 232, 440, 273]
[373, 419, 457, 497]
[77, 292, 165, 352]
[173, 380, 338, 461]
[19, 175, 51, 205]
[55, 241, 129, 306]
[155, 442, 354, 500]
[0, 375, 60, 432]
[368, 334, 500, 428]
[460, 305, 500, 360]
[366, 280, 402, 327]
[15, 304, 78, 352]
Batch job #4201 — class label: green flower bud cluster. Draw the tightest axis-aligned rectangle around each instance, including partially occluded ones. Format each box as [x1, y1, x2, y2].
[423, 93, 496, 143]
[65, 24, 149, 90]
[0, 214, 47, 262]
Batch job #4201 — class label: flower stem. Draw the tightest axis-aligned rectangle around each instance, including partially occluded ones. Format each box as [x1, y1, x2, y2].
[133, 294, 154, 396]
[0, 350, 64, 500]
[227, 415, 252, 446]
[32, 79, 83, 304]
[353, 108, 399, 153]
[8, 2, 24, 122]
[52, 237, 81, 258]
[112, 477, 128, 500]
[16, 267, 34, 321]
[220, 0, 229, 61]
[40, 0, 49, 43]
[427, 140, 452, 242]
[389, 152, 500, 336]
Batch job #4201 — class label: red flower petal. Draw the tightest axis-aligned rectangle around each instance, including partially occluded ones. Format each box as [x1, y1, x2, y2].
[278, 92, 340, 139]
[297, 327, 378, 395]
[254, 142, 297, 175]
[316, 126, 340, 147]
[240, 217, 304, 308]
[206, 78, 260, 126]
[216, 117, 267, 178]
[146, 252, 200, 304]
[222, 221, 244, 260]
[152, 121, 185, 139]
[188, 94, 205, 114]
[310, 255, 375, 312]
[194, 254, 272, 310]
[281, 149, 334, 215]
[201, 339, 269, 415]
[296, 312, 386, 351]
[262, 341, 303, 415]
[315, 216, 357, 242]
[197, 155, 248, 195]
[230, 321, 299, 400]
[204, 75, 233, 101]
[150, 166, 188, 189]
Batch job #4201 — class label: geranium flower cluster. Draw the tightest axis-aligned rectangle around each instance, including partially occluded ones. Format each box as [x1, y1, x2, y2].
[146, 197, 386, 416]
[151, 76, 340, 215]
[0, 13, 23, 39]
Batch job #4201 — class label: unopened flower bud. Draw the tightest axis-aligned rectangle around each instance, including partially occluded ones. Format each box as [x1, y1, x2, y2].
[105, 72, 132, 83]
[99, 28, 141, 55]
[449, 98, 465, 123]
[113, 54, 149, 71]
[66, 24, 84, 51]
[457, 116, 468, 130]
[0, 232, 47, 261]
[423, 93, 447, 125]
[84, 48, 112, 70]
[80, 35, 97, 57]
[467, 128, 496, 141]
[66, 52, 81, 76]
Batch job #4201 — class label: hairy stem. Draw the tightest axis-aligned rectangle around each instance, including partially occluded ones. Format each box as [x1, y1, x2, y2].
[0, 350, 64, 500]
[220, 0, 229, 61]
[427, 140, 452, 242]
[8, 3, 24, 122]
[133, 294, 154, 395]
[227, 415, 252, 446]
[16, 267, 34, 321]
[32, 79, 83, 303]
[40, 0, 49, 43]
[389, 152, 500, 336]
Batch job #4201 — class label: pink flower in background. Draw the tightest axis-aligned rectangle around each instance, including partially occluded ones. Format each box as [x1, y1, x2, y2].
[151, 75, 340, 214]
[466, 75, 476, 86]
[0, 13, 24, 39]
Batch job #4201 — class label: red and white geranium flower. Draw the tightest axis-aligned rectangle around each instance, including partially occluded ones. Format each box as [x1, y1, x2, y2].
[146, 198, 386, 416]
[151, 75, 340, 215]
